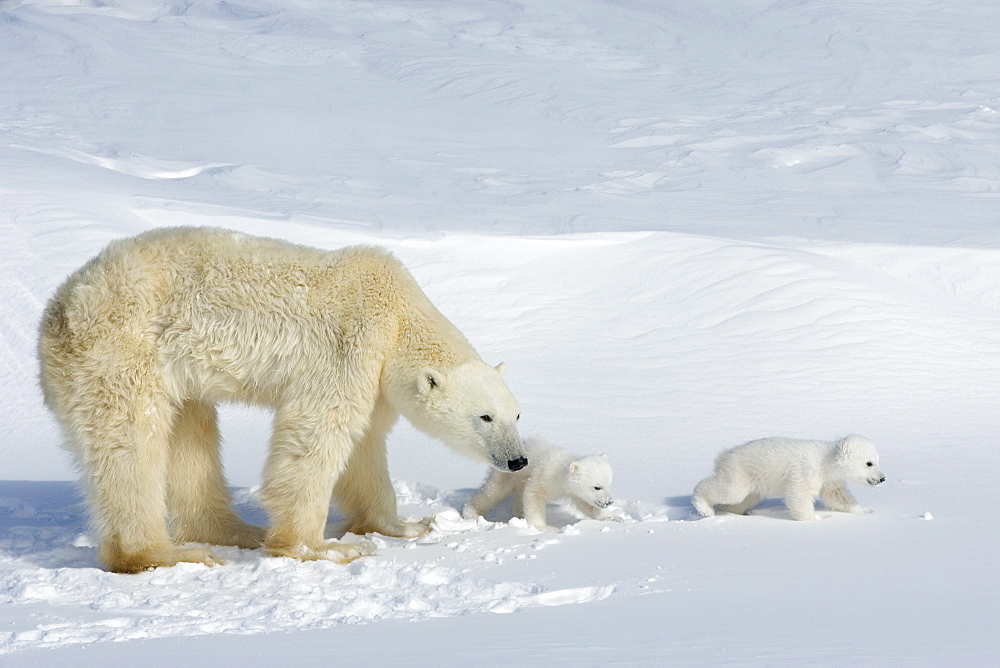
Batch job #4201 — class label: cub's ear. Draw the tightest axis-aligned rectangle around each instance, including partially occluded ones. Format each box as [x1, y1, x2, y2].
[495, 362, 507, 377]
[600, 453, 609, 460]
[417, 367, 445, 395]
[568, 461, 581, 478]
[836, 437, 856, 459]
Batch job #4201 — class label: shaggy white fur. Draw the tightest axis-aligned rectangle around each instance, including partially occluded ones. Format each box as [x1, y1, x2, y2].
[38, 227, 525, 572]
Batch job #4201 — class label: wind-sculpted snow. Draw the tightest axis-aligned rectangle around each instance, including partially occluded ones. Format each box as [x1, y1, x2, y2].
[3, 0, 999, 243]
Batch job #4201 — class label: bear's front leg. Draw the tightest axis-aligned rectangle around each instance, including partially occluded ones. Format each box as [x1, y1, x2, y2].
[820, 481, 869, 514]
[262, 411, 376, 562]
[463, 470, 519, 520]
[166, 400, 267, 550]
[783, 483, 819, 521]
[333, 404, 432, 539]
[520, 485, 557, 531]
[572, 498, 623, 523]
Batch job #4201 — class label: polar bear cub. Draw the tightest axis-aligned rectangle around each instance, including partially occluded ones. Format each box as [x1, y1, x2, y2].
[692, 434, 885, 521]
[463, 438, 619, 531]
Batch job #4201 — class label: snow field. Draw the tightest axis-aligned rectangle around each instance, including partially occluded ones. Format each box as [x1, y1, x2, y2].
[3, 0, 1000, 663]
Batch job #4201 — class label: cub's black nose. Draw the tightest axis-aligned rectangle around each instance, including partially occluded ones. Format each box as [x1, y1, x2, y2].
[507, 457, 528, 472]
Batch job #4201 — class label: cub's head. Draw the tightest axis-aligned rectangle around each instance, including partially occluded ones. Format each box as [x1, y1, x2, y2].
[400, 360, 526, 472]
[834, 435, 886, 487]
[567, 454, 614, 510]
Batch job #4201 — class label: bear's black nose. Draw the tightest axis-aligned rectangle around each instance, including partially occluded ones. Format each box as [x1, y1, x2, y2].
[507, 457, 528, 472]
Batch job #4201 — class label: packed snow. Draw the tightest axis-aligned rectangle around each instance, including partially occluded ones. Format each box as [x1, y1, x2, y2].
[2, 0, 999, 664]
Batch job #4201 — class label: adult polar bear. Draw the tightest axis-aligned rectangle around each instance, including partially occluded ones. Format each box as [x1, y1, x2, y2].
[39, 227, 527, 573]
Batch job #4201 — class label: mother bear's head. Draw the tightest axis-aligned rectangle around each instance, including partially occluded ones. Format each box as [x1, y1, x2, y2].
[387, 360, 527, 472]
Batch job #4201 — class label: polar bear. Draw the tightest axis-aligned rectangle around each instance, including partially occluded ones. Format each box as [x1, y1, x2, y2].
[462, 438, 619, 531]
[691, 434, 885, 521]
[38, 227, 527, 573]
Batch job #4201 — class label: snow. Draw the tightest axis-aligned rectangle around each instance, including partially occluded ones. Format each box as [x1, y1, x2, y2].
[2, 0, 999, 663]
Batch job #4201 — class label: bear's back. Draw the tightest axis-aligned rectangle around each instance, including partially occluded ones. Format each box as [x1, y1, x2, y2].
[717, 437, 826, 489]
[52, 227, 408, 319]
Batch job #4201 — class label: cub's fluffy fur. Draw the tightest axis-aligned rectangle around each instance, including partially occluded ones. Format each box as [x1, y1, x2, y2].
[692, 434, 885, 521]
[463, 438, 620, 531]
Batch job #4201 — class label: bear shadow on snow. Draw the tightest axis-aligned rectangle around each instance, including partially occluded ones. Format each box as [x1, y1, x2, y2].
[665, 495, 788, 521]
[664, 495, 700, 521]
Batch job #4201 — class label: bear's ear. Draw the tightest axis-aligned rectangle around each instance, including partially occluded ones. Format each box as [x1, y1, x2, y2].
[600, 453, 609, 460]
[568, 461, 581, 478]
[495, 362, 507, 377]
[417, 367, 444, 395]
[836, 437, 856, 460]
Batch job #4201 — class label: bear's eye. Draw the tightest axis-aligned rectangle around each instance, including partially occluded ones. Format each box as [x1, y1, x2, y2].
[593, 486, 603, 491]
[516, 414, 520, 421]
[479, 415, 493, 423]
[866, 462, 873, 467]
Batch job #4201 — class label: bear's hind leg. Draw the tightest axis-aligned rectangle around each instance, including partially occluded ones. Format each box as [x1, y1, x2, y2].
[692, 475, 750, 517]
[718, 492, 765, 516]
[78, 381, 216, 572]
[166, 401, 265, 549]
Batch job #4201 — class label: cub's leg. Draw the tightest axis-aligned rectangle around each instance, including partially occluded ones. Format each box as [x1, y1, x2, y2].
[519, 481, 557, 531]
[718, 492, 765, 516]
[820, 481, 868, 514]
[510, 484, 526, 519]
[692, 474, 750, 517]
[335, 399, 427, 538]
[463, 470, 519, 520]
[783, 481, 819, 521]
[571, 498, 622, 522]
[166, 400, 265, 549]
[261, 404, 373, 563]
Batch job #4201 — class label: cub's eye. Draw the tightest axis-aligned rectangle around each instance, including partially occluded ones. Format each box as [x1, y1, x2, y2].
[593, 486, 603, 491]
[866, 462, 873, 467]
[516, 414, 521, 421]
[480, 415, 493, 423]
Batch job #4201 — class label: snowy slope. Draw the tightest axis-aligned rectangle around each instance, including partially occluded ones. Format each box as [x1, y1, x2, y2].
[2, 0, 1000, 664]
